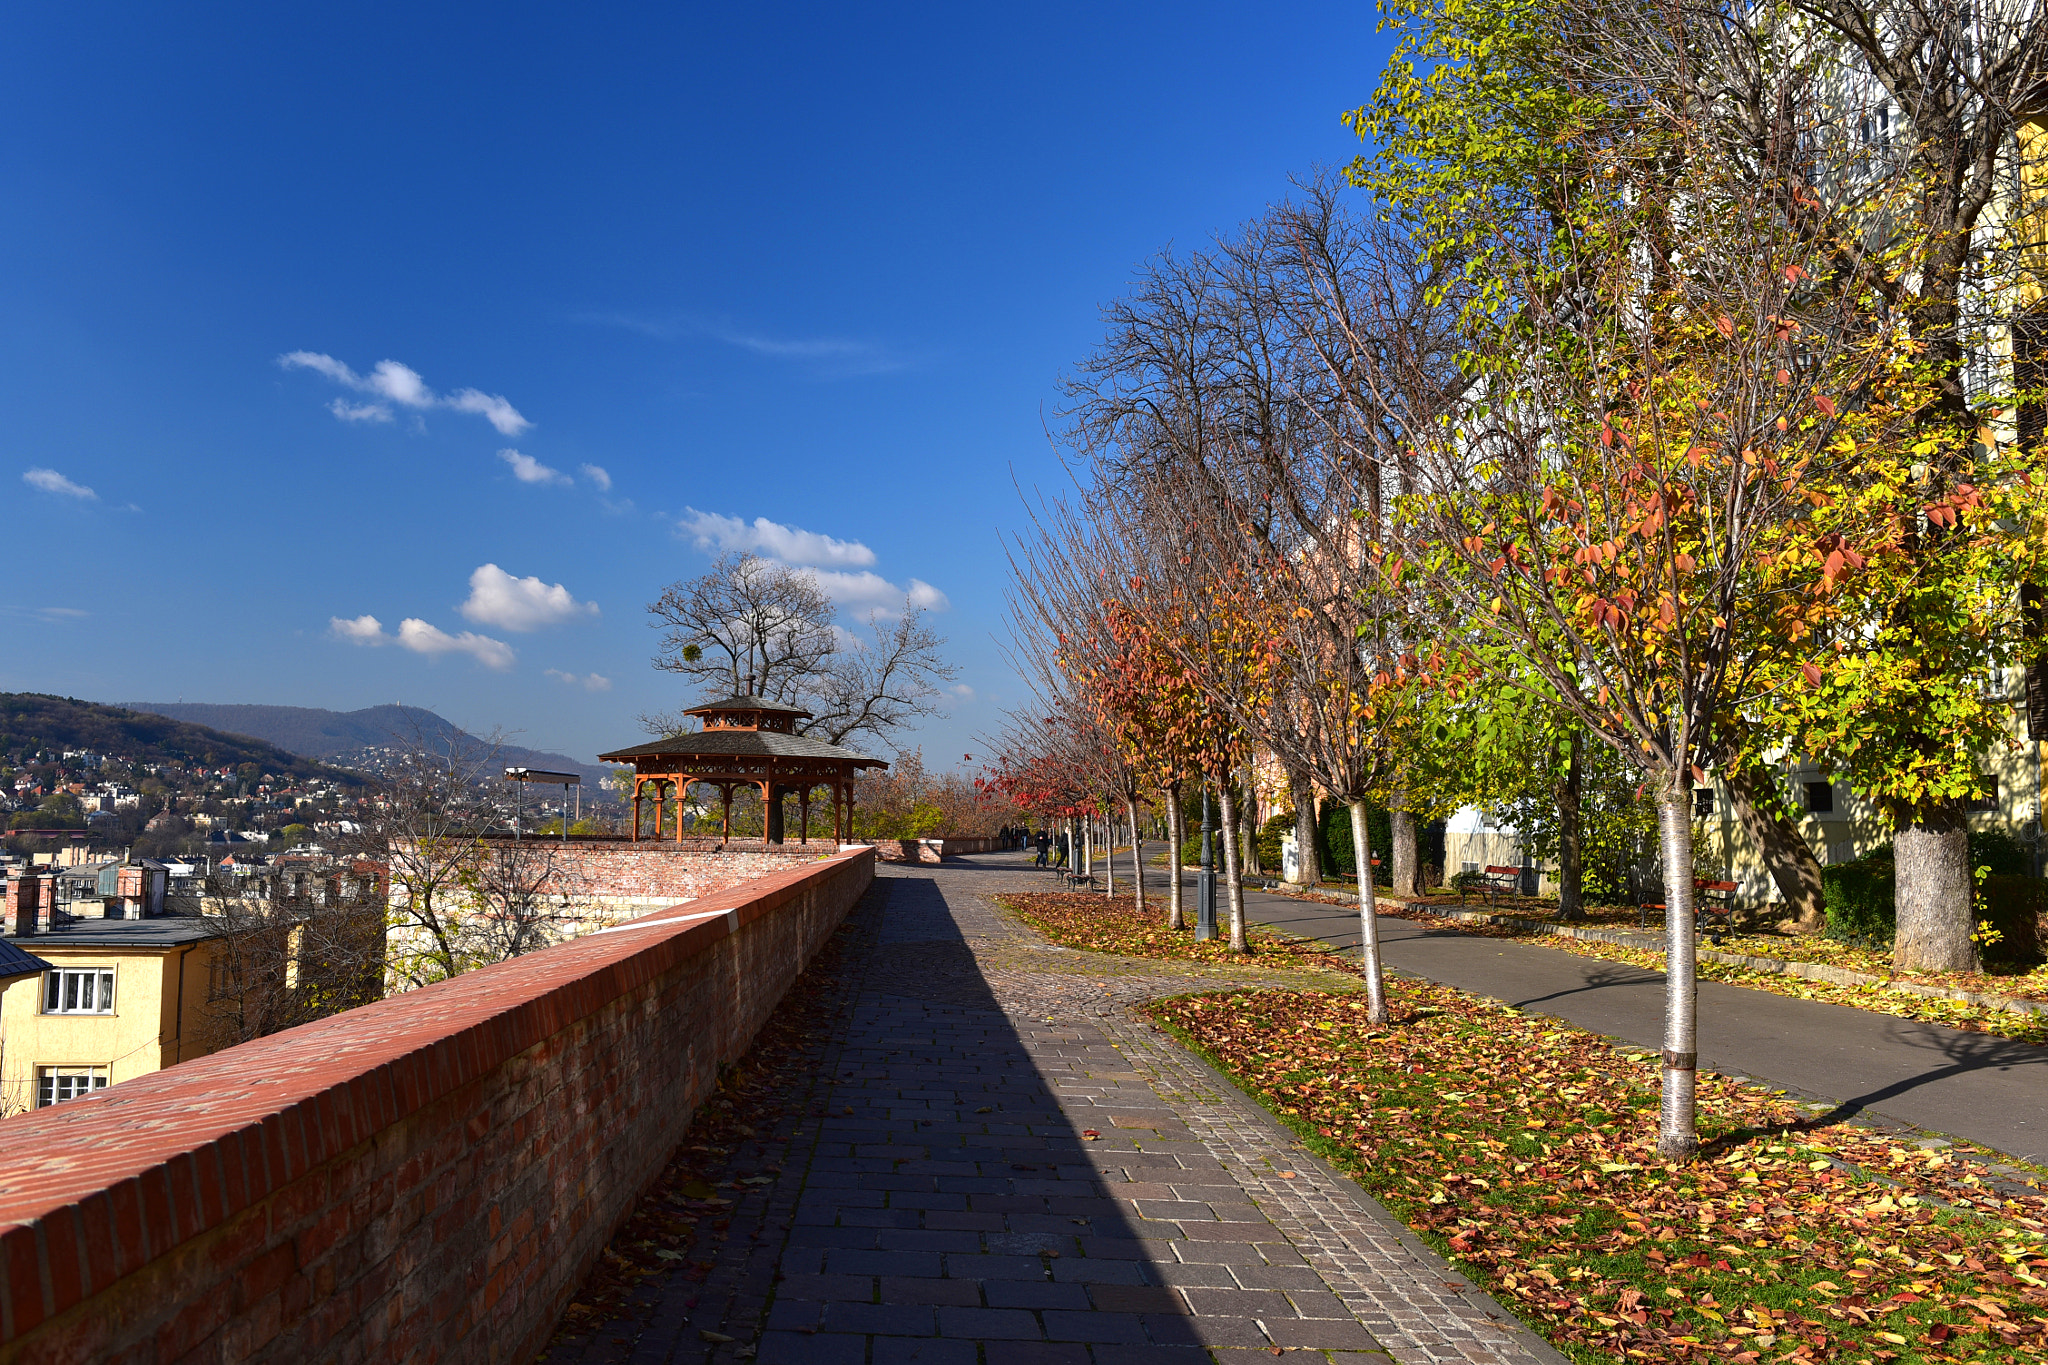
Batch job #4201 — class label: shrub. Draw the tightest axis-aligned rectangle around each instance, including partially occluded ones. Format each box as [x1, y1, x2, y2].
[1977, 874, 2044, 965]
[1256, 812, 1293, 872]
[1317, 801, 1391, 884]
[1820, 861, 1896, 946]
[1969, 827, 2033, 878]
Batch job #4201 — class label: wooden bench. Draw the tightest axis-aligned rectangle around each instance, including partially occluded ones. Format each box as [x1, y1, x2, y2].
[1639, 880, 1738, 934]
[1462, 864, 1524, 908]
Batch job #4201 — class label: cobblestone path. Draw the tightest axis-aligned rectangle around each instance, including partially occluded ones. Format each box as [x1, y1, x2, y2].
[540, 855, 1563, 1365]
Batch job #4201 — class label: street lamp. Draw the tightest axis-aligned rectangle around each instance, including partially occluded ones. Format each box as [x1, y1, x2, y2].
[1195, 786, 1217, 940]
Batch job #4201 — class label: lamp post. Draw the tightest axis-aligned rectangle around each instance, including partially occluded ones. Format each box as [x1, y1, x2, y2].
[1196, 786, 1217, 940]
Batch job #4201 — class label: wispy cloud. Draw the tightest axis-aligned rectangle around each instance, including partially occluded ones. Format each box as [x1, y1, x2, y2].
[279, 351, 532, 435]
[545, 668, 613, 692]
[329, 613, 515, 669]
[498, 448, 571, 486]
[580, 312, 912, 378]
[23, 468, 97, 500]
[948, 682, 975, 699]
[579, 463, 612, 492]
[461, 564, 598, 632]
[677, 509, 877, 569]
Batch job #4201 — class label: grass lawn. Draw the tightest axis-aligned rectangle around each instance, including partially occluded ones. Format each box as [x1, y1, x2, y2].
[998, 890, 2048, 1362]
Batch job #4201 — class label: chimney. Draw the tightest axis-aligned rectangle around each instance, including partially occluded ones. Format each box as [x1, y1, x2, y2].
[7, 872, 42, 937]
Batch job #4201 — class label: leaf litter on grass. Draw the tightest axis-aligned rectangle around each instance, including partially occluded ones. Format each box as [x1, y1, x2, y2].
[998, 890, 1356, 969]
[1152, 981, 2048, 1364]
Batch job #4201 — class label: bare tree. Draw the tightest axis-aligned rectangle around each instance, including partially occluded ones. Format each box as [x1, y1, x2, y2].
[199, 863, 384, 1046]
[646, 552, 957, 751]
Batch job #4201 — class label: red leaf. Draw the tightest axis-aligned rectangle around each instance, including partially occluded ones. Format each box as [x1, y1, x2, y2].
[1800, 662, 1823, 687]
[1814, 394, 1837, 417]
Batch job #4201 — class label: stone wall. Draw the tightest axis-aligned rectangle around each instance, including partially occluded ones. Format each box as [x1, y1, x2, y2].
[0, 848, 876, 1364]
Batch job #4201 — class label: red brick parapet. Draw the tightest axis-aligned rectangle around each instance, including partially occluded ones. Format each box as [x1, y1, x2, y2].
[0, 846, 877, 1363]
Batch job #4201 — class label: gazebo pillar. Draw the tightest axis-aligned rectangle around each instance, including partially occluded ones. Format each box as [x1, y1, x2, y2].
[720, 785, 734, 843]
[631, 779, 643, 843]
[798, 785, 812, 844]
[674, 777, 690, 844]
[761, 779, 779, 847]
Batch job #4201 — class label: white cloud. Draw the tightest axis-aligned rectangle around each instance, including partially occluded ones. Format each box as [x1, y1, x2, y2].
[804, 569, 951, 613]
[23, 468, 97, 500]
[579, 463, 612, 491]
[330, 612, 516, 669]
[330, 614, 388, 644]
[328, 398, 393, 423]
[677, 508, 876, 568]
[396, 619, 515, 669]
[545, 668, 613, 692]
[948, 682, 975, 699]
[447, 388, 530, 436]
[499, 449, 570, 486]
[460, 563, 599, 632]
[279, 351, 532, 435]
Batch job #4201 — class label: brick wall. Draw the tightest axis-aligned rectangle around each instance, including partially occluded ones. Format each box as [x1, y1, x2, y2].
[0, 847, 876, 1364]
[503, 838, 829, 905]
[864, 835, 1009, 864]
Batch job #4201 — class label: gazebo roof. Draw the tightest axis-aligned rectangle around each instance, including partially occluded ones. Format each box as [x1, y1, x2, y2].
[597, 729, 887, 768]
[683, 692, 813, 720]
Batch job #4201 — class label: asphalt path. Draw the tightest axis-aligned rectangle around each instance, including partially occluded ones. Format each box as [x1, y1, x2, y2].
[996, 851, 2048, 1163]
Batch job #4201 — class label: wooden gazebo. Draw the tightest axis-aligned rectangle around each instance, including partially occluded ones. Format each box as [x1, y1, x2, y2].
[598, 692, 889, 846]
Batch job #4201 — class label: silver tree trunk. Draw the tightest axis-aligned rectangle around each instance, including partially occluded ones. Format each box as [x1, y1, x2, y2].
[1347, 800, 1389, 1025]
[1105, 813, 1115, 896]
[1165, 782, 1185, 930]
[1218, 783, 1246, 952]
[1126, 796, 1146, 914]
[1894, 804, 1978, 970]
[1655, 783, 1700, 1161]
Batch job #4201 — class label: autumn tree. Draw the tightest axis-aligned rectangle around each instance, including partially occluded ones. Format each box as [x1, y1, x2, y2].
[1356, 0, 2048, 966]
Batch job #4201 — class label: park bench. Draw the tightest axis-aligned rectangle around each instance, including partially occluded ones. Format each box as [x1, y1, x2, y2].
[1461, 865, 1524, 908]
[1638, 879, 1738, 935]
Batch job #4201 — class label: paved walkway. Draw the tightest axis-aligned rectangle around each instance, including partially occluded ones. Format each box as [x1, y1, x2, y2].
[542, 854, 1564, 1365]
[1215, 874, 2048, 1163]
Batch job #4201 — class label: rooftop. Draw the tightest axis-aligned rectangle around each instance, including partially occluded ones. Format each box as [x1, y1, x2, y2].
[598, 729, 886, 766]
[4, 915, 217, 949]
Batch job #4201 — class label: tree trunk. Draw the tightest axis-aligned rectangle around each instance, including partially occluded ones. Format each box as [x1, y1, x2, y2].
[1127, 795, 1146, 915]
[1241, 766, 1262, 876]
[1218, 783, 1246, 952]
[1894, 801, 1978, 971]
[1557, 733, 1585, 921]
[1105, 813, 1115, 896]
[1165, 781, 1185, 930]
[1390, 800, 1420, 897]
[1654, 778, 1700, 1161]
[1722, 762, 1825, 933]
[1347, 800, 1390, 1025]
[1289, 769, 1320, 887]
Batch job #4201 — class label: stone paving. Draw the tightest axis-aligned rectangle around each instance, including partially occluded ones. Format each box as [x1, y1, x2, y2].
[540, 855, 1564, 1365]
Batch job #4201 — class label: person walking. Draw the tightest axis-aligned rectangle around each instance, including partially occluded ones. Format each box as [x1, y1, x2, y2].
[1034, 828, 1050, 867]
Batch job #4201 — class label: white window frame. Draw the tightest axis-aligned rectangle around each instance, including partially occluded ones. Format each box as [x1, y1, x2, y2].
[36, 1065, 108, 1107]
[42, 967, 116, 1015]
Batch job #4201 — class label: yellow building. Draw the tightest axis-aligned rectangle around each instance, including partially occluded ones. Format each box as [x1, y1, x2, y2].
[0, 894, 221, 1115]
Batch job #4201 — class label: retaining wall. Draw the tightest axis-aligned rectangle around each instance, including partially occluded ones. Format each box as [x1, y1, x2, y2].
[0, 847, 877, 1364]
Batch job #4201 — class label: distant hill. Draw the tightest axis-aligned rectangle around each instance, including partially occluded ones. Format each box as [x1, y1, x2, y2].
[0, 694, 351, 784]
[123, 701, 613, 789]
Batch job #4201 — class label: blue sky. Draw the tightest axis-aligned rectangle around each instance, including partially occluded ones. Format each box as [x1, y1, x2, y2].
[1, 2, 1390, 769]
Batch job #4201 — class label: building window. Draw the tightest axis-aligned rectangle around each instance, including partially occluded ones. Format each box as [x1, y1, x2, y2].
[1966, 777, 2000, 814]
[1803, 781, 1835, 814]
[36, 1066, 108, 1107]
[42, 968, 115, 1015]
[1694, 788, 1716, 816]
